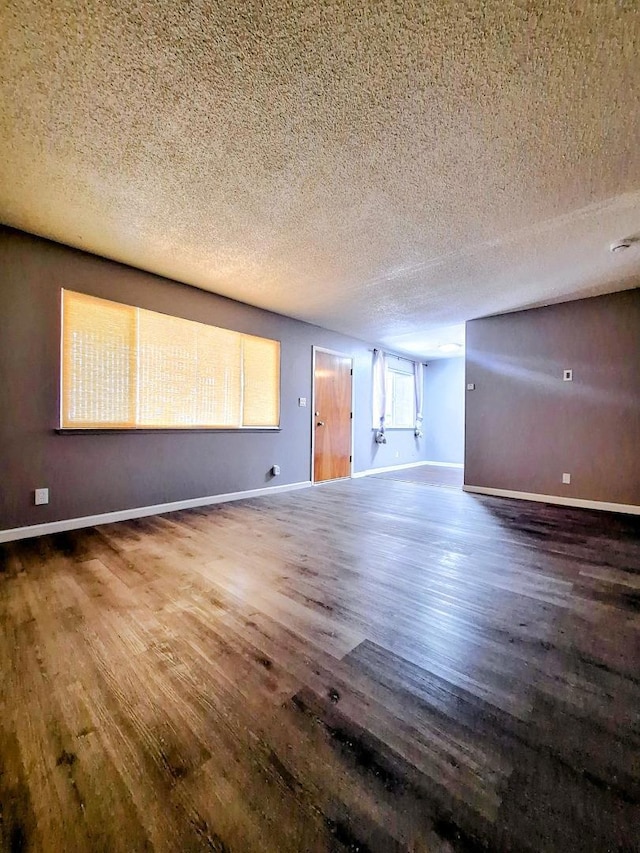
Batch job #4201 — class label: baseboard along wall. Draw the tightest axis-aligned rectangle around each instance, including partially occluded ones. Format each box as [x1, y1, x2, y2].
[463, 484, 640, 516]
[0, 480, 313, 543]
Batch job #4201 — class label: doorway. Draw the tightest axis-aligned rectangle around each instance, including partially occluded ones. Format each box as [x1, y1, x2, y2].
[312, 348, 353, 482]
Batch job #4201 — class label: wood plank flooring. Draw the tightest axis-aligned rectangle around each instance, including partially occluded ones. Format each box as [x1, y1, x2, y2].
[372, 464, 464, 488]
[1, 478, 639, 852]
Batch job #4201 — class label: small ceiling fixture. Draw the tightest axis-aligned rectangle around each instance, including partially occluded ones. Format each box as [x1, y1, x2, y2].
[609, 236, 639, 253]
[438, 343, 463, 353]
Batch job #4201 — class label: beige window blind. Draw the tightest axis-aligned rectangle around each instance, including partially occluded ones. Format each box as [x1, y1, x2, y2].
[242, 334, 281, 427]
[61, 290, 280, 429]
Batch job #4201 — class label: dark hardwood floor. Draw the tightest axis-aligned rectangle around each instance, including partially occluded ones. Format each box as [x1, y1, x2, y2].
[1, 478, 639, 852]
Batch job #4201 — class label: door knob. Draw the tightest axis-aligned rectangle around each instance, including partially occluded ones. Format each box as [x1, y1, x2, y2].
[317, 421, 325, 426]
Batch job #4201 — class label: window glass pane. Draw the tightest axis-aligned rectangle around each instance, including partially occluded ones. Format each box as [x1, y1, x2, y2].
[196, 324, 242, 426]
[384, 371, 393, 423]
[381, 364, 415, 428]
[392, 371, 414, 427]
[138, 311, 199, 426]
[62, 291, 136, 427]
[242, 335, 280, 427]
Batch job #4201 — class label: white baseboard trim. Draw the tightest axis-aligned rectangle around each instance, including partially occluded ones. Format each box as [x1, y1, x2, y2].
[352, 460, 431, 479]
[463, 485, 640, 516]
[0, 480, 313, 543]
[423, 460, 464, 469]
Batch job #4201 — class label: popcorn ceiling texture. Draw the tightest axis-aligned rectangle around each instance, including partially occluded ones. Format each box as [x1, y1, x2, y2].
[1, 0, 640, 355]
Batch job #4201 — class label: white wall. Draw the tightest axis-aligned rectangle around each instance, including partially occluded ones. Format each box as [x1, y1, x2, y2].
[424, 356, 465, 464]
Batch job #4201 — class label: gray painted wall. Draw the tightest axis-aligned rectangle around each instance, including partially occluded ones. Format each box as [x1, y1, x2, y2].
[423, 356, 465, 465]
[0, 228, 426, 531]
[464, 289, 640, 506]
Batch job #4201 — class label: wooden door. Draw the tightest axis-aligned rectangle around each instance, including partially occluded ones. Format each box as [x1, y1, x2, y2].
[313, 349, 353, 482]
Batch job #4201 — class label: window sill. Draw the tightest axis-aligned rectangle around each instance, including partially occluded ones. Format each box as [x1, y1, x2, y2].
[56, 427, 282, 435]
[372, 427, 416, 431]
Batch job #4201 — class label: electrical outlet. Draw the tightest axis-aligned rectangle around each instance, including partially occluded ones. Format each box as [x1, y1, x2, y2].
[466, 383, 475, 390]
[298, 397, 307, 407]
[271, 464, 280, 476]
[34, 488, 49, 505]
[562, 473, 571, 485]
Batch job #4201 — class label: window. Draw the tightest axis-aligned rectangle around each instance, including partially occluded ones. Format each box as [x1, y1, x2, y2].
[61, 290, 280, 429]
[384, 361, 415, 428]
[372, 350, 420, 434]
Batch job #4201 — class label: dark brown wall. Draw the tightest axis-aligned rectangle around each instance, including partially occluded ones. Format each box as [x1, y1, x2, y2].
[464, 289, 640, 506]
[0, 228, 426, 531]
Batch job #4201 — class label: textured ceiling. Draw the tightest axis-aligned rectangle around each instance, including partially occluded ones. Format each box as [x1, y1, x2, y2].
[2, 1, 640, 357]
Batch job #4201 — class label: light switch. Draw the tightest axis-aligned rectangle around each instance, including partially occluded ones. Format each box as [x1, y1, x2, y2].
[34, 488, 49, 505]
[563, 369, 573, 381]
[466, 383, 475, 391]
[298, 397, 307, 407]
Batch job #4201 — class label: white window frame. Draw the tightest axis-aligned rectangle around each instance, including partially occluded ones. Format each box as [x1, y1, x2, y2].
[384, 358, 415, 429]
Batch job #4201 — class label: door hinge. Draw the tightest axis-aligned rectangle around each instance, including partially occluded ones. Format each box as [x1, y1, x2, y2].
[350, 412, 353, 419]
[349, 455, 353, 462]
[350, 368, 353, 375]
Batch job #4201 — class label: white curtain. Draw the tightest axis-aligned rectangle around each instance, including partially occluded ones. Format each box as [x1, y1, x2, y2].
[372, 349, 387, 443]
[414, 361, 424, 437]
